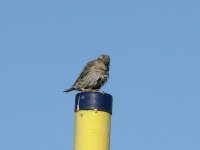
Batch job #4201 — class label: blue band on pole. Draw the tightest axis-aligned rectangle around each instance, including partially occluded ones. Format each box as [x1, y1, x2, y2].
[75, 92, 113, 114]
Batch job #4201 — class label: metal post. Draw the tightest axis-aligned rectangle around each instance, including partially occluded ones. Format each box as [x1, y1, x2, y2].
[74, 92, 113, 150]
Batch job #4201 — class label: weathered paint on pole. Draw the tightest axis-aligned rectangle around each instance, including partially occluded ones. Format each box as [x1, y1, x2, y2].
[74, 92, 113, 150]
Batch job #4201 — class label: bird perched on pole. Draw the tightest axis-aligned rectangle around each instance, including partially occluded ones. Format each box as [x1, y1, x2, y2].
[63, 54, 110, 93]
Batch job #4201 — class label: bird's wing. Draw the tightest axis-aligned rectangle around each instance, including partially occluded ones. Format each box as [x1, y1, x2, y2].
[73, 60, 95, 85]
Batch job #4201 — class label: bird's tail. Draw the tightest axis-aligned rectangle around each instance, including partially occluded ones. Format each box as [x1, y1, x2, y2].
[63, 87, 75, 93]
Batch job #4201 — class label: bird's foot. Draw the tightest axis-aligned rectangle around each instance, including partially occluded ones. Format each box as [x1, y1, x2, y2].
[97, 90, 105, 94]
[80, 88, 95, 92]
[80, 88, 105, 94]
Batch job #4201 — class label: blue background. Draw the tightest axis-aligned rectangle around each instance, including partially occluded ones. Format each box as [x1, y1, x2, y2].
[1, 0, 200, 150]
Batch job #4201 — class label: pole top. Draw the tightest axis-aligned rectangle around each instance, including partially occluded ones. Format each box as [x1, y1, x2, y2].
[75, 92, 113, 114]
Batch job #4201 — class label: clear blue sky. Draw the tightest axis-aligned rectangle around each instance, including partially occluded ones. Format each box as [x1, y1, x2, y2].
[0, 0, 200, 150]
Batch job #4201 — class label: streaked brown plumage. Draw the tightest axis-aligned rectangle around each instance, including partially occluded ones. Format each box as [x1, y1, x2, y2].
[63, 54, 110, 93]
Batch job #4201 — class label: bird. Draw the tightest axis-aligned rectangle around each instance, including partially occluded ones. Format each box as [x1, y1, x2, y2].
[63, 54, 110, 93]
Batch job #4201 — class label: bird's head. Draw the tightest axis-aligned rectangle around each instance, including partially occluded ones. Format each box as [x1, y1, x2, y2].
[97, 54, 110, 66]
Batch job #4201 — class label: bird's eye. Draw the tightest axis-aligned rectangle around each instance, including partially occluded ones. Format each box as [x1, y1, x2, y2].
[98, 58, 102, 62]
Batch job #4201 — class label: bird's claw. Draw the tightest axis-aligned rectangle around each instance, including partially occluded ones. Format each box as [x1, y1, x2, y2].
[98, 90, 105, 94]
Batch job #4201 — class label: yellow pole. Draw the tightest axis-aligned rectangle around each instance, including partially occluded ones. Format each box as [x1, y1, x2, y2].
[74, 92, 113, 150]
